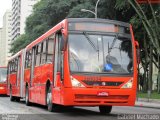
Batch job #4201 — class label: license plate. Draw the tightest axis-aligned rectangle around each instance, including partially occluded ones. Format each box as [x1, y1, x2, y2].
[97, 91, 109, 96]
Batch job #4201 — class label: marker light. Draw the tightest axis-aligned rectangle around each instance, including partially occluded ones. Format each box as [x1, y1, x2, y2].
[71, 76, 85, 87]
[121, 78, 133, 88]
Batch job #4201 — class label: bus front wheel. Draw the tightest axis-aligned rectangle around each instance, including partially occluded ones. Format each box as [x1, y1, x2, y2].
[99, 106, 112, 114]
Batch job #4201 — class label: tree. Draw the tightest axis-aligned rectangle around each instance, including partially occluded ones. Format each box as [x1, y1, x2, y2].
[9, 0, 159, 93]
[10, 34, 29, 54]
[11, 0, 85, 54]
[115, 0, 160, 92]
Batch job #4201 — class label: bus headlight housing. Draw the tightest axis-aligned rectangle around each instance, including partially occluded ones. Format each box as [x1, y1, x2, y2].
[121, 78, 133, 88]
[71, 76, 85, 87]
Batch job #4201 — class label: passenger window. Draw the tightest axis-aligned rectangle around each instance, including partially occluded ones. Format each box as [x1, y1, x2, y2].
[25, 50, 32, 68]
[56, 33, 63, 72]
[41, 41, 47, 64]
[46, 35, 54, 63]
[14, 58, 18, 72]
[35, 44, 41, 66]
[28, 50, 32, 67]
[8, 62, 11, 73]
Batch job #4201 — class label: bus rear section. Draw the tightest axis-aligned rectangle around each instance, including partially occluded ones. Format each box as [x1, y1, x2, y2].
[7, 49, 25, 101]
[0, 67, 7, 95]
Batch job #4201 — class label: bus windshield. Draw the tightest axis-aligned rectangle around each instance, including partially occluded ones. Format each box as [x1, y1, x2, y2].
[0, 68, 7, 83]
[69, 33, 133, 74]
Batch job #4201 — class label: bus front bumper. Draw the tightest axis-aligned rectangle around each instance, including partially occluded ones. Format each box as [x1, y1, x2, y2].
[62, 88, 136, 106]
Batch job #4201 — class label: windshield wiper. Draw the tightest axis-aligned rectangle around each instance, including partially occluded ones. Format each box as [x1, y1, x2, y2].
[83, 32, 100, 61]
[108, 33, 119, 54]
[83, 32, 99, 52]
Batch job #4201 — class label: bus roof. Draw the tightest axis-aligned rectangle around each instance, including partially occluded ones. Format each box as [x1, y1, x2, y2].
[8, 49, 23, 62]
[25, 18, 130, 50]
[26, 19, 67, 50]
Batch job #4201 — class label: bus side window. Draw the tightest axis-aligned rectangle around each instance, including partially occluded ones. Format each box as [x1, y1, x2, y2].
[8, 62, 11, 74]
[46, 35, 54, 63]
[15, 58, 18, 72]
[35, 44, 41, 66]
[10, 61, 12, 74]
[11, 60, 14, 73]
[13, 59, 16, 72]
[25, 52, 28, 69]
[41, 40, 47, 64]
[25, 50, 32, 69]
[57, 33, 63, 72]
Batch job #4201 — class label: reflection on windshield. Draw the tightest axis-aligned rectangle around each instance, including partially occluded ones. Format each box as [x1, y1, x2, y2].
[69, 34, 133, 74]
[0, 68, 7, 83]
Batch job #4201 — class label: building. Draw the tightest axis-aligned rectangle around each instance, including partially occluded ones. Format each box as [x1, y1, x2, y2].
[0, 28, 3, 66]
[0, 10, 12, 66]
[12, 0, 39, 41]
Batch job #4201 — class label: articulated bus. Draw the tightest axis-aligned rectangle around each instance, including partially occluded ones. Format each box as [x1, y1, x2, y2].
[0, 67, 7, 95]
[7, 18, 139, 114]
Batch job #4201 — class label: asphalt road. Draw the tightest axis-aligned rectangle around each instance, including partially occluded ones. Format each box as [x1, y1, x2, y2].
[0, 96, 160, 120]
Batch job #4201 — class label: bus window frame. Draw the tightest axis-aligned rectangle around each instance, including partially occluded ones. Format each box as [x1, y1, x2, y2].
[67, 31, 134, 76]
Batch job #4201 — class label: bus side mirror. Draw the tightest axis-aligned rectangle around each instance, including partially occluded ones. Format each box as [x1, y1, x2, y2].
[135, 40, 140, 64]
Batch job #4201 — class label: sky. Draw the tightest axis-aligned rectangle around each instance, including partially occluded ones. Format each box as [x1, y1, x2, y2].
[0, 0, 12, 27]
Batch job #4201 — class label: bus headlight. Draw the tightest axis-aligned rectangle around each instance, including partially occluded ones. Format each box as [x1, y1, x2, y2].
[121, 78, 133, 88]
[71, 76, 85, 87]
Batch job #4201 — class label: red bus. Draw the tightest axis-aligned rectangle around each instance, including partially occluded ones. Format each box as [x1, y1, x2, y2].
[7, 18, 139, 114]
[0, 67, 7, 95]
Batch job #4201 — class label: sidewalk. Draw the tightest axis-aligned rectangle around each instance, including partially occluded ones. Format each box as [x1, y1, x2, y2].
[135, 98, 160, 109]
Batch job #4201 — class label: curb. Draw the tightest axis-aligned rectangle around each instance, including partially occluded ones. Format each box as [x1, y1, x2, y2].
[135, 102, 160, 109]
[135, 105, 160, 109]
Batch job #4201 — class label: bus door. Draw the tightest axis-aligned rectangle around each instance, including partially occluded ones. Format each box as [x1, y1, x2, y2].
[7, 63, 11, 94]
[16, 56, 21, 96]
[53, 32, 63, 104]
[39, 37, 54, 104]
[20, 49, 26, 97]
[34, 44, 43, 103]
[30, 47, 36, 102]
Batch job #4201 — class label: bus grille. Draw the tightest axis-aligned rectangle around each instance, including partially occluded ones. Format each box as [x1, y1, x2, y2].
[82, 80, 123, 86]
[75, 94, 129, 100]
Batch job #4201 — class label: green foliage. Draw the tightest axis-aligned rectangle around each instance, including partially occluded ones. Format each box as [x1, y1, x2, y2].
[138, 91, 160, 99]
[11, 0, 134, 54]
[9, 0, 160, 93]
[10, 0, 160, 60]
[115, 0, 129, 10]
[10, 34, 29, 54]
[11, 0, 88, 54]
[68, 1, 95, 18]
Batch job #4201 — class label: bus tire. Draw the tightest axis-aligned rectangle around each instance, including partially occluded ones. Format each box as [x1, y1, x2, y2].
[99, 106, 112, 114]
[10, 87, 15, 101]
[15, 97, 20, 102]
[25, 86, 31, 106]
[47, 86, 56, 112]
